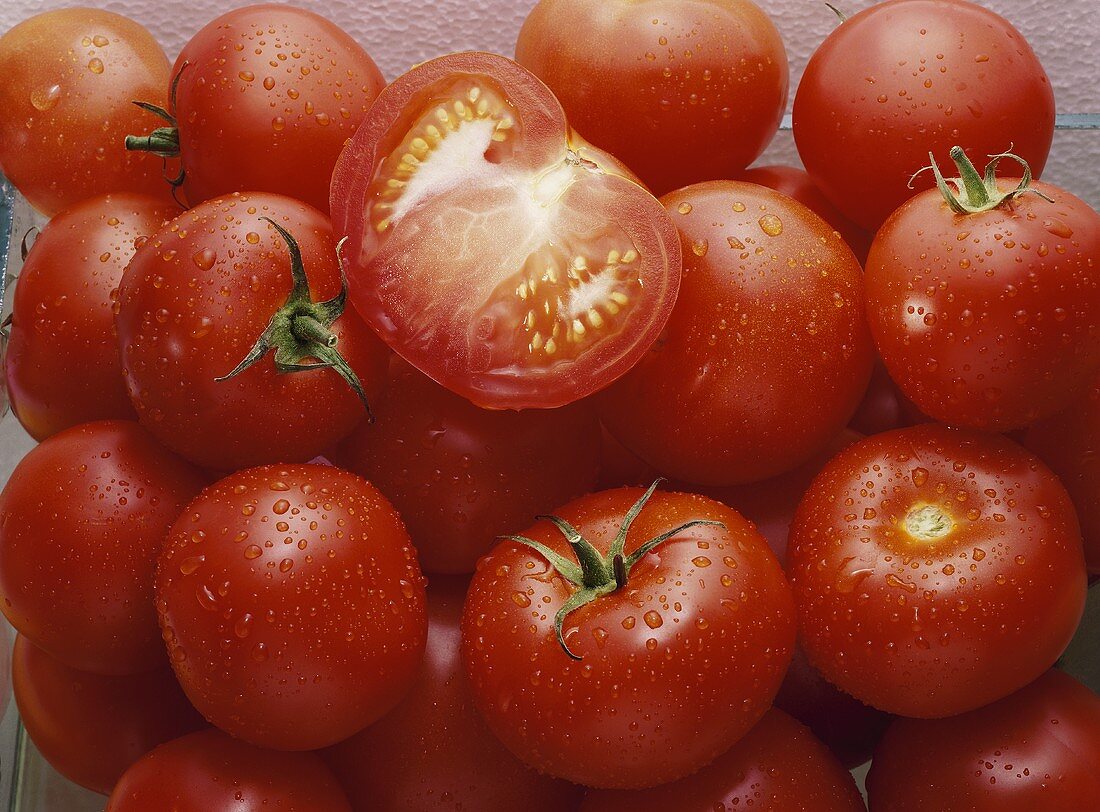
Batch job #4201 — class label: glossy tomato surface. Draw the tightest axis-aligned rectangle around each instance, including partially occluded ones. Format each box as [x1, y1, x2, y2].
[0, 9, 174, 216]
[330, 52, 681, 409]
[12, 635, 205, 795]
[600, 181, 874, 486]
[325, 577, 583, 812]
[106, 729, 351, 812]
[789, 424, 1087, 718]
[793, 0, 1055, 231]
[157, 464, 427, 750]
[462, 487, 795, 789]
[0, 421, 206, 675]
[866, 177, 1100, 431]
[516, 0, 788, 196]
[166, 4, 385, 212]
[867, 669, 1100, 811]
[334, 360, 601, 574]
[1024, 381, 1100, 573]
[117, 193, 388, 472]
[580, 708, 864, 812]
[5, 193, 176, 441]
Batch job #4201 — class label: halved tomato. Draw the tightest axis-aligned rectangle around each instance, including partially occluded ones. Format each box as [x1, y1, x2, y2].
[330, 52, 680, 409]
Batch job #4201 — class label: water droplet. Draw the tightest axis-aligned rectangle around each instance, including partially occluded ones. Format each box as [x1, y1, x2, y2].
[30, 85, 61, 111]
[244, 544, 263, 560]
[245, 231, 261, 244]
[732, 202, 746, 212]
[758, 214, 783, 236]
[974, 54, 990, 63]
[836, 568, 874, 594]
[972, 547, 986, 561]
[251, 642, 268, 662]
[691, 239, 709, 257]
[677, 202, 693, 215]
[88, 58, 104, 74]
[622, 616, 636, 630]
[911, 467, 929, 486]
[262, 76, 275, 90]
[196, 584, 219, 611]
[1043, 219, 1073, 239]
[511, 591, 531, 608]
[272, 499, 290, 515]
[592, 627, 609, 648]
[179, 555, 205, 575]
[234, 613, 253, 638]
[643, 610, 663, 629]
[279, 558, 294, 573]
[238, 70, 255, 82]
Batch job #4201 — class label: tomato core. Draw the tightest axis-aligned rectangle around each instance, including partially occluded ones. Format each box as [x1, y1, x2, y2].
[904, 505, 956, 543]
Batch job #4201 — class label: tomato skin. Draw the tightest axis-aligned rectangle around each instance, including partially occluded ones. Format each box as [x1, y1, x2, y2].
[866, 179, 1100, 431]
[788, 424, 1087, 718]
[332, 360, 601, 575]
[867, 669, 1100, 811]
[169, 5, 384, 212]
[12, 635, 206, 795]
[330, 51, 682, 410]
[324, 577, 583, 811]
[580, 708, 864, 812]
[0, 9, 174, 216]
[106, 729, 352, 812]
[157, 464, 427, 751]
[5, 193, 177, 441]
[461, 488, 795, 789]
[1023, 381, 1100, 573]
[116, 192, 388, 472]
[793, 0, 1055, 232]
[516, 0, 788, 196]
[0, 421, 206, 675]
[599, 181, 874, 486]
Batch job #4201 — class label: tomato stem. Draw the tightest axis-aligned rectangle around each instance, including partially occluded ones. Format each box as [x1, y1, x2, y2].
[910, 146, 1055, 215]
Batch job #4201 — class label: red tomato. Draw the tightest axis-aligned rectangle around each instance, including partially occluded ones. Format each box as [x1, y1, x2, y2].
[329, 52, 681, 409]
[0, 9, 174, 216]
[116, 193, 388, 472]
[324, 577, 583, 811]
[865, 151, 1100, 431]
[126, 5, 384, 212]
[867, 669, 1100, 811]
[599, 181, 874, 486]
[462, 485, 795, 789]
[1024, 381, 1100, 573]
[793, 0, 1055, 231]
[332, 360, 601, 574]
[0, 421, 206, 675]
[580, 708, 865, 812]
[738, 165, 871, 263]
[157, 464, 427, 750]
[12, 634, 205, 794]
[788, 424, 1087, 718]
[596, 425, 662, 491]
[107, 729, 351, 812]
[515, 0, 788, 196]
[5, 193, 177, 441]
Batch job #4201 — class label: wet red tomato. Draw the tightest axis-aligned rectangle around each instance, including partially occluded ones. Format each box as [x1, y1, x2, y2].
[0, 421, 206, 675]
[788, 424, 1087, 718]
[580, 708, 865, 812]
[5, 193, 176, 441]
[462, 485, 795, 789]
[12, 634, 205, 794]
[107, 729, 352, 811]
[599, 181, 874, 486]
[324, 577, 583, 811]
[867, 669, 1100, 811]
[157, 464, 427, 751]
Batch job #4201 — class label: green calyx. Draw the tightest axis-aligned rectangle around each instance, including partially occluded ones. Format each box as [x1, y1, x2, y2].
[502, 480, 726, 661]
[912, 145, 1054, 215]
[216, 217, 373, 420]
[125, 64, 188, 194]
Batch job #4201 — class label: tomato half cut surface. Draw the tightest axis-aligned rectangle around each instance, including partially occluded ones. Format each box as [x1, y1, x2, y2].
[330, 52, 681, 409]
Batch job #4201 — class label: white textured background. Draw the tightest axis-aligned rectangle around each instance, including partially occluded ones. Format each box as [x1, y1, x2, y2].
[0, 0, 1097, 205]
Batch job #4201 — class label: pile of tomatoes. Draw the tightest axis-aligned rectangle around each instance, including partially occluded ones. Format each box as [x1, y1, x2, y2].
[0, 0, 1097, 809]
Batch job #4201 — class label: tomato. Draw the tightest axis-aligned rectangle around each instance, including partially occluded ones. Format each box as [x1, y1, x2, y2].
[865, 149, 1100, 431]
[107, 729, 351, 811]
[116, 192, 388, 472]
[867, 669, 1100, 811]
[0, 9, 174, 216]
[599, 181, 874, 486]
[1024, 380, 1100, 573]
[5, 193, 177, 441]
[580, 708, 864, 812]
[0, 421, 206, 675]
[12, 634, 205, 794]
[324, 577, 583, 811]
[461, 484, 795, 789]
[329, 52, 681, 410]
[596, 426, 661, 491]
[788, 424, 1087, 718]
[516, 0, 788, 196]
[157, 464, 427, 751]
[737, 165, 871, 263]
[125, 6, 384, 213]
[793, 0, 1055, 232]
[332, 360, 601, 574]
